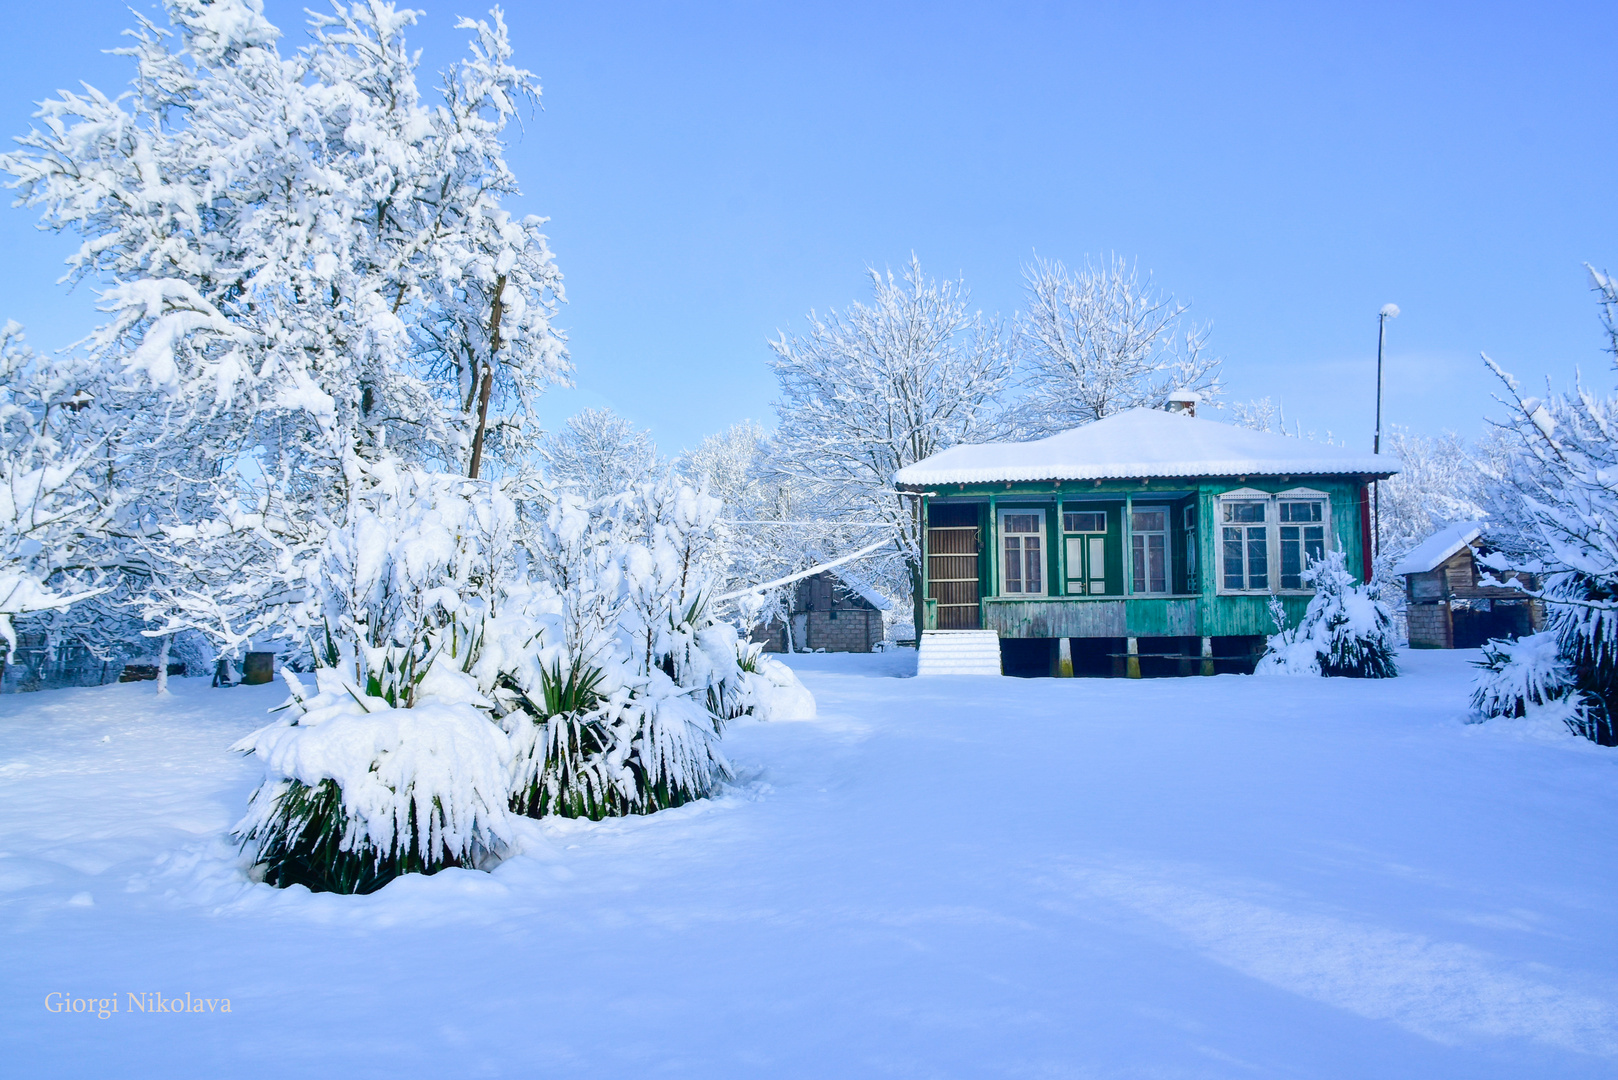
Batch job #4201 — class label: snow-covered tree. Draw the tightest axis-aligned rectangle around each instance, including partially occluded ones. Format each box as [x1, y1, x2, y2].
[1, 1, 568, 665]
[771, 257, 1014, 633]
[1470, 268, 1618, 743]
[541, 407, 661, 499]
[1257, 552, 1399, 678]
[0, 324, 112, 661]
[1014, 254, 1220, 435]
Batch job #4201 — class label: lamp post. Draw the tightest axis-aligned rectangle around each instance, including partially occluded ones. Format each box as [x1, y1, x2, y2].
[1373, 303, 1399, 558]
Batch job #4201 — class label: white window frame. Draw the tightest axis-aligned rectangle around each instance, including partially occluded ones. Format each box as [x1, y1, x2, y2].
[1276, 487, 1332, 593]
[998, 508, 1049, 598]
[1215, 488, 1335, 595]
[1129, 504, 1172, 596]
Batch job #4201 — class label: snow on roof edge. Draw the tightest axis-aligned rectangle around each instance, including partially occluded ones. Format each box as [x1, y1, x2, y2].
[893, 408, 1399, 487]
[1391, 522, 1485, 577]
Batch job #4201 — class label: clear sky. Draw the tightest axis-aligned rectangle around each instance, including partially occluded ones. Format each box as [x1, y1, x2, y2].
[3, 1, 1615, 456]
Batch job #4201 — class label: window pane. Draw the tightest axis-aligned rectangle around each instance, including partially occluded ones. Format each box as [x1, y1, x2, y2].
[1005, 513, 1039, 534]
[1280, 501, 1323, 523]
[1224, 501, 1266, 523]
[1005, 539, 1022, 592]
[1247, 527, 1268, 590]
[1304, 525, 1325, 569]
[1064, 510, 1106, 533]
[1223, 527, 1244, 590]
[1024, 536, 1042, 593]
[1149, 533, 1166, 592]
[1280, 525, 1301, 589]
[1132, 510, 1166, 532]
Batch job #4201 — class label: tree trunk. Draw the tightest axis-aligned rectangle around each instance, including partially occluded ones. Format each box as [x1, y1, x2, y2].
[155, 634, 171, 696]
[467, 274, 507, 480]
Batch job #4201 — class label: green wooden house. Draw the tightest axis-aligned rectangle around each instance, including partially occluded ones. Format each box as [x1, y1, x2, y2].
[895, 403, 1399, 676]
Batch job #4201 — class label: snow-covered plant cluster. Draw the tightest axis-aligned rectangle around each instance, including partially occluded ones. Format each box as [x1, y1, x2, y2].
[1469, 631, 1578, 724]
[230, 467, 811, 892]
[0, 1, 818, 893]
[1257, 552, 1399, 678]
[1466, 269, 1618, 744]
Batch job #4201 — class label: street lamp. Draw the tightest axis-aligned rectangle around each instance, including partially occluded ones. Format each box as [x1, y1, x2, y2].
[1373, 303, 1399, 557]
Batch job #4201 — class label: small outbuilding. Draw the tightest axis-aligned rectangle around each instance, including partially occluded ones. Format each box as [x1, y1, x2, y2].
[757, 570, 890, 654]
[1394, 522, 1544, 648]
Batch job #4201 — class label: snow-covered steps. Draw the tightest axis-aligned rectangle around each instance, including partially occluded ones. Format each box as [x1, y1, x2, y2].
[916, 630, 1003, 676]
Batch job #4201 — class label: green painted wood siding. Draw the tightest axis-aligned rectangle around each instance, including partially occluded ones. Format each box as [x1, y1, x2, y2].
[920, 474, 1371, 640]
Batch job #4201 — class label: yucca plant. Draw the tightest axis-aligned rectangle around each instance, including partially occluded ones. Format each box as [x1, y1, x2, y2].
[241, 778, 472, 895]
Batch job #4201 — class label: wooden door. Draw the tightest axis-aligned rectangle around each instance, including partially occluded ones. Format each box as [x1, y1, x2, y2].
[928, 525, 980, 629]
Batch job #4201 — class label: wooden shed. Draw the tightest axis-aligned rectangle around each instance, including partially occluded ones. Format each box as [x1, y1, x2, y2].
[1394, 522, 1544, 648]
[895, 405, 1399, 676]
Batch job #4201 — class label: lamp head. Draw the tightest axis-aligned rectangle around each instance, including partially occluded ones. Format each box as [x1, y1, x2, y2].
[1380, 303, 1400, 319]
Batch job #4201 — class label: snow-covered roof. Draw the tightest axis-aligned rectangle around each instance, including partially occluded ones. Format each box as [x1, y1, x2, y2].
[828, 571, 892, 611]
[1391, 521, 1484, 577]
[894, 408, 1399, 486]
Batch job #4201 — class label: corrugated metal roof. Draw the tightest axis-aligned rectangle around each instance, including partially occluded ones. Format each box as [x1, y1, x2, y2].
[895, 407, 1399, 486]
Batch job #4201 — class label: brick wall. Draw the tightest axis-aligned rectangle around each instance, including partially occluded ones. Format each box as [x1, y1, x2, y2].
[1407, 602, 1451, 648]
[803, 609, 880, 652]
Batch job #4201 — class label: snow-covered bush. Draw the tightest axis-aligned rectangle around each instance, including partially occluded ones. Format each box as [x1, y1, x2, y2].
[737, 643, 817, 722]
[1470, 631, 1576, 720]
[490, 479, 753, 822]
[232, 461, 521, 892]
[1257, 552, 1399, 678]
[233, 669, 515, 894]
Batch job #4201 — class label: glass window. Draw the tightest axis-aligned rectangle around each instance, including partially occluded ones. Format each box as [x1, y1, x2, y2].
[1221, 500, 1268, 591]
[1064, 510, 1106, 533]
[1279, 501, 1327, 588]
[1001, 511, 1045, 595]
[1183, 504, 1198, 584]
[1131, 505, 1169, 594]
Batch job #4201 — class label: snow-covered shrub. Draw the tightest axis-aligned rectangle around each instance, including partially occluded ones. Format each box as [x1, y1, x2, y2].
[1470, 631, 1575, 720]
[492, 480, 735, 821]
[1256, 552, 1399, 678]
[737, 643, 817, 722]
[234, 461, 521, 893]
[233, 669, 514, 894]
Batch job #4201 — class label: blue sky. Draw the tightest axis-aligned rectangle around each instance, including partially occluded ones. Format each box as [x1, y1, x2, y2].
[3, 1, 1615, 455]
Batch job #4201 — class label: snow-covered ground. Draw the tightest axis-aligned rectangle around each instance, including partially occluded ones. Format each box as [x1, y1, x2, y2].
[3, 650, 1617, 1078]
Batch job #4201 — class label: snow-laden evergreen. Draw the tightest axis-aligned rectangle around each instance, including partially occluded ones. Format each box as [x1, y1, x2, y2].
[1469, 270, 1618, 744]
[1257, 552, 1399, 678]
[1469, 631, 1577, 722]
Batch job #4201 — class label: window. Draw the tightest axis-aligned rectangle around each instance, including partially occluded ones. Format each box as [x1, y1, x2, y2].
[1222, 500, 1269, 591]
[1000, 510, 1046, 596]
[1279, 500, 1326, 589]
[1063, 508, 1107, 595]
[1182, 504, 1198, 585]
[1131, 507, 1169, 594]
[1064, 510, 1105, 533]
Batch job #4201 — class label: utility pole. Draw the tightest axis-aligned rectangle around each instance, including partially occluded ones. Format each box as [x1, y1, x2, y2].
[1373, 303, 1399, 558]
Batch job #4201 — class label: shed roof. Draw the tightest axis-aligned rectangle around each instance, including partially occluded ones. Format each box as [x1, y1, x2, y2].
[1391, 521, 1484, 577]
[894, 407, 1399, 486]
